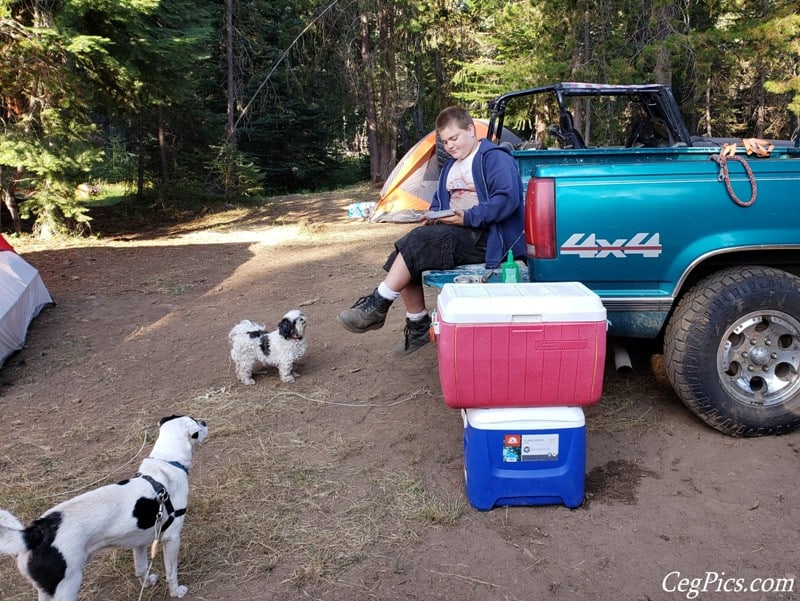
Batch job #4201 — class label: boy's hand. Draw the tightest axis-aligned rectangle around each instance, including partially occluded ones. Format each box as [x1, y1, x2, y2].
[437, 209, 464, 226]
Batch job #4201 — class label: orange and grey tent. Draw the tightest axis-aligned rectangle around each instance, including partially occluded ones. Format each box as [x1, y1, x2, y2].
[370, 120, 520, 223]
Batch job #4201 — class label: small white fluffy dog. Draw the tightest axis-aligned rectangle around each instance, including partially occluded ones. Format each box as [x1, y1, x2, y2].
[229, 309, 308, 385]
[0, 415, 208, 601]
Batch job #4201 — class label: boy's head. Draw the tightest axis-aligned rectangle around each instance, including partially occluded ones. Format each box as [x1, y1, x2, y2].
[435, 106, 474, 133]
[436, 106, 478, 161]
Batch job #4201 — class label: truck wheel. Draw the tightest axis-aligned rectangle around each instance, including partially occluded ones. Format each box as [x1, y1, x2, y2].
[664, 266, 800, 436]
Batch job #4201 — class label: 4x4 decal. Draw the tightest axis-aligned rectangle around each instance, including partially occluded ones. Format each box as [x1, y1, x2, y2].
[560, 233, 662, 258]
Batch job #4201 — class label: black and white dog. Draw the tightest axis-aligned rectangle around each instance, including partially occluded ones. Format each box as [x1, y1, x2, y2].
[228, 309, 308, 385]
[0, 415, 208, 601]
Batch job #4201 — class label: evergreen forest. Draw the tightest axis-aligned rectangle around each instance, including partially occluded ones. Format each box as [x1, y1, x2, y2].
[1, 0, 798, 236]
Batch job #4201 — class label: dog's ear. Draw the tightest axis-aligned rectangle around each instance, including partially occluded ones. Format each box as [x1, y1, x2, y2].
[159, 415, 182, 426]
[278, 317, 294, 339]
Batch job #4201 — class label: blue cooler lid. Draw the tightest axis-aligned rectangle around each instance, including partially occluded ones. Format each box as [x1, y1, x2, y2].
[463, 406, 585, 429]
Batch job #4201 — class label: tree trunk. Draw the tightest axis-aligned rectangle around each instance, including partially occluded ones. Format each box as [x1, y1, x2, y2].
[137, 117, 145, 202]
[226, 0, 236, 146]
[580, 10, 591, 140]
[375, 2, 397, 183]
[754, 72, 766, 138]
[1, 166, 25, 234]
[359, 3, 381, 186]
[653, 5, 673, 86]
[222, 0, 237, 194]
[1, 190, 22, 235]
[704, 76, 712, 137]
[157, 104, 169, 206]
[567, 9, 587, 132]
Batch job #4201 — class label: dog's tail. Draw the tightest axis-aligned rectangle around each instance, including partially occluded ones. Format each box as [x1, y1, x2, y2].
[0, 509, 26, 555]
[228, 320, 265, 341]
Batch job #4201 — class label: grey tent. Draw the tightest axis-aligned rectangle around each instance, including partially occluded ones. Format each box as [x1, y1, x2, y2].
[0, 234, 53, 368]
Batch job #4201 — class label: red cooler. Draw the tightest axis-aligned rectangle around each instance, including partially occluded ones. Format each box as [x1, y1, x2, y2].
[434, 282, 606, 409]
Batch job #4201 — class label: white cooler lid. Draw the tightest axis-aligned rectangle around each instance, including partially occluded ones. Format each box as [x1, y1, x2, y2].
[437, 282, 606, 324]
[463, 406, 585, 429]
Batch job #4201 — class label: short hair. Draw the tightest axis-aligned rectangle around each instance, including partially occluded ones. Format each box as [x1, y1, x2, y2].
[436, 106, 474, 132]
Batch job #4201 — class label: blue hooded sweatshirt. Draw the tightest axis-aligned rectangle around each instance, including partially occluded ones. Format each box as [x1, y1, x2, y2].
[429, 138, 525, 269]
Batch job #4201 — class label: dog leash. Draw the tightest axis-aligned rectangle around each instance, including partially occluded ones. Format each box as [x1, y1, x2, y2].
[136, 473, 188, 601]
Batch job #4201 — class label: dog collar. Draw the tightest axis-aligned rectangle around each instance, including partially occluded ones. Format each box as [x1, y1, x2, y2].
[146, 457, 189, 475]
[166, 460, 189, 474]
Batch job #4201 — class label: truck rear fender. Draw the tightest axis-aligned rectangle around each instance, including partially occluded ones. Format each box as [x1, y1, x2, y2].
[524, 177, 557, 259]
[671, 244, 800, 299]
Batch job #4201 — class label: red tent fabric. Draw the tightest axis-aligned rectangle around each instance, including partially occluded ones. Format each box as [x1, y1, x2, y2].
[0, 233, 14, 252]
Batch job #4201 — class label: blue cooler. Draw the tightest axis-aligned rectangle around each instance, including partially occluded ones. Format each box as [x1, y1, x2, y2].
[462, 406, 586, 510]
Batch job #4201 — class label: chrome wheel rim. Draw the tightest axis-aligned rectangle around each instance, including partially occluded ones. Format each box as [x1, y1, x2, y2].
[718, 310, 800, 407]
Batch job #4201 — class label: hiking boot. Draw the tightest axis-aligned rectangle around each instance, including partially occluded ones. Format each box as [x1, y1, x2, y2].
[393, 314, 432, 356]
[338, 289, 393, 333]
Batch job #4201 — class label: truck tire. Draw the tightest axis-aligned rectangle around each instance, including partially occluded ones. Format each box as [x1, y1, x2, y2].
[664, 266, 800, 437]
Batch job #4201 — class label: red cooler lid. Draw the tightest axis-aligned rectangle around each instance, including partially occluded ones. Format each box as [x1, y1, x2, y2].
[437, 282, 606, 324]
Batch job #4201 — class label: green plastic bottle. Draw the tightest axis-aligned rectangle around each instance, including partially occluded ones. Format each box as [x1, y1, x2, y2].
[501, 250, 519, 283]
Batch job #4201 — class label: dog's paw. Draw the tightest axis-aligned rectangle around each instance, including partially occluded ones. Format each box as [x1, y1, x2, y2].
[169, 584, 188, 598]
[144, 573, 158, 587]
[239, 377, 256, 385]
[280, 374, 296, 383]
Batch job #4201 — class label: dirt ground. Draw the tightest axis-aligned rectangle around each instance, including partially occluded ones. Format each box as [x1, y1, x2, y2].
[1, 185, 799, 601]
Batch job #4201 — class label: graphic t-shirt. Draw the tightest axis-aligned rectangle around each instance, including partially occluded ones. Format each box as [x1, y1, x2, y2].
[445, 146, 479, 211]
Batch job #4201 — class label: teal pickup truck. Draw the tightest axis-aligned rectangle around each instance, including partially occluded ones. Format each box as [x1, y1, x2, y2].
[486, 82, 800, 437]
